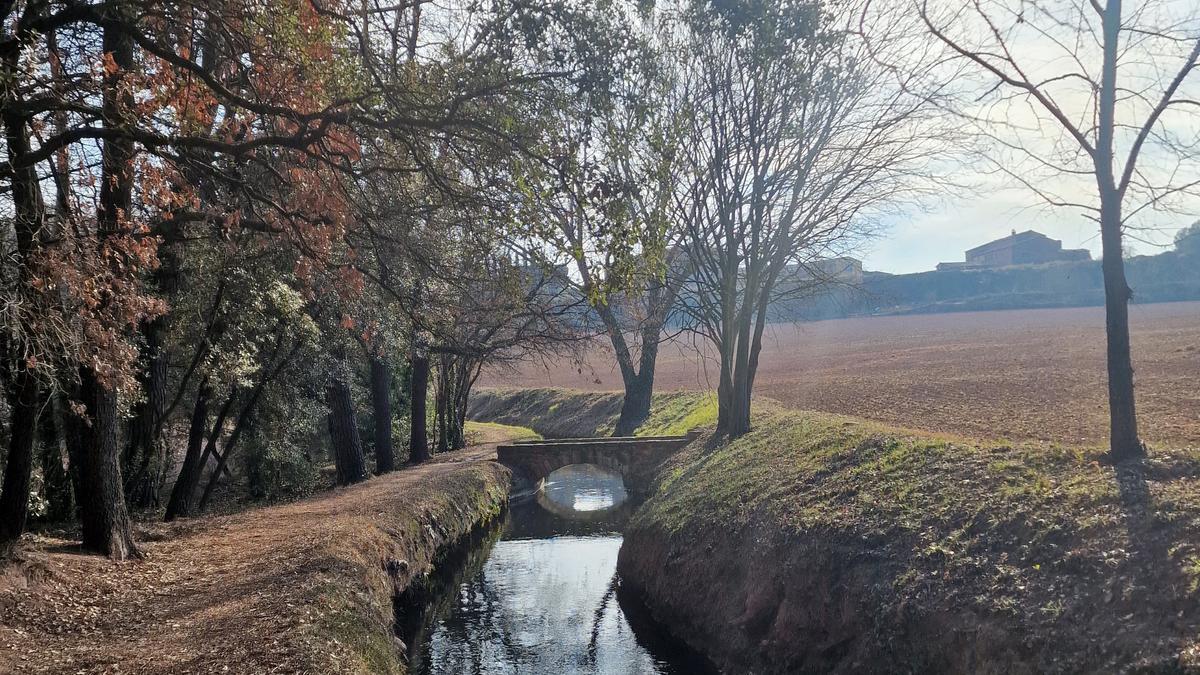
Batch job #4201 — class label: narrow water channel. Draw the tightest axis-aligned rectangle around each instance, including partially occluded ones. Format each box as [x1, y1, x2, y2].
[400, 464, 711, 674]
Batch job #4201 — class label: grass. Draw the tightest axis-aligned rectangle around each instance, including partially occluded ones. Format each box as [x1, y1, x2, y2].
[463, 420, 541, 445]
[468, 388, 624, 438]
[632, 392, 718, 437]
[469, 387, 716, 439]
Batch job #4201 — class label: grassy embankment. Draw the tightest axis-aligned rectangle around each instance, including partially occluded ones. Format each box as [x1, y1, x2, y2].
[468, 387, 715, 438]
[471, 388, 1200, 673]
[2, 421, 536, 674]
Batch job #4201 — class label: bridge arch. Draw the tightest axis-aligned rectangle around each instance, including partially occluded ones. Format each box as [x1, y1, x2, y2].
[495, 433, 699, 498]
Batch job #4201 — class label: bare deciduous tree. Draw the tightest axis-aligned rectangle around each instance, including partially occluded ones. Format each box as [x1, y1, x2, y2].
[676, 0, 947, 437]
[523, 75, 690, 436]
[914, 0, 1200, 461]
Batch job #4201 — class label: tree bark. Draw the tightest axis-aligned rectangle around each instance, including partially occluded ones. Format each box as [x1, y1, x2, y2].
[166, 386, 236, 520]
[435, 355, 448, 454]
[74, 9, 140, 559]
[197, 401, 256, 510]
[327, 377, 367, 485]
[592, 298, 671, 437]
[614, 372, 653, 437]
[38, 395, 73, 523]
[434, 354, 475, 452]
[164, 383, 211, 521]
[124, 249, 178, 508]
[1100, 213, 1140, 460]
[0, 35, 47, 555]
[613, 333, 661, 436]
[124, 313, 169, 508]
[370, 356, 395, 473]
[74, 370, 140, 559]
[1096, 0, 1142, 461]
[0, 369, 40, 555]
[408, 350, 430, 464]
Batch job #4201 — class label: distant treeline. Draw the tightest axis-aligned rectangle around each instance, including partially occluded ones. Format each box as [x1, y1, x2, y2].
[773, 247, 1200, 321]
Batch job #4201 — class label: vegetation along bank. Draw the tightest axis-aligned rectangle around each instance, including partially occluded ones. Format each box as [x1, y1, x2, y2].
[471, 389, 1200, 673]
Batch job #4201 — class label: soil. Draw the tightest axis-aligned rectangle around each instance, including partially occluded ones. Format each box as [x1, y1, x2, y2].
[0, 426, 523, 674]
[479, 302, 1200, 447]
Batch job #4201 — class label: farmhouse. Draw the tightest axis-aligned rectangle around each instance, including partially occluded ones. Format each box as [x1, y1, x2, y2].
[937, 230, 1091, 270]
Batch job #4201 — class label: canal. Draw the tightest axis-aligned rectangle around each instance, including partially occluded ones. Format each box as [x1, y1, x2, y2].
[399, 463, 712, 674]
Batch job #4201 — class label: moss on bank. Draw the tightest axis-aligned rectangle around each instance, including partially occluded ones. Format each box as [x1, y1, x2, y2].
[308, 465, 510, 674]
[474, 388, 1200, 673]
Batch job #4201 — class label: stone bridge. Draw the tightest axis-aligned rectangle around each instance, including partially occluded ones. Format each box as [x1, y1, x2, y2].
[496, 432, 701, 497]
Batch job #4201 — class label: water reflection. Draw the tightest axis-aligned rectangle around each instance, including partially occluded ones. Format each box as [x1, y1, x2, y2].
[403, 463, 712, 675]
[541, 464, 628, 512]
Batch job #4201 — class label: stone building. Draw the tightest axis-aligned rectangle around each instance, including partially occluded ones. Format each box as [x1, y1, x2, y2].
[939, 230, 1091, 270]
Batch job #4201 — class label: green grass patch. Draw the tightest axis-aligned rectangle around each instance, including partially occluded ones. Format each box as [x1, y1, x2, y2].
[463, 420, 541, 445]
[634, 392, 719, 437]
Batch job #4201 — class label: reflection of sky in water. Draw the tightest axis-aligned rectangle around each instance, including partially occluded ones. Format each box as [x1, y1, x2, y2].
[541, 464, 628, 513]
[424, 537, 674, 674]
[414, 464, 696, 674]
[572, 488, 615, 511]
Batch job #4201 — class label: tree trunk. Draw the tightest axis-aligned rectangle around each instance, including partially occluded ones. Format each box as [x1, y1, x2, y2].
[166, 387, 237, 520]
[370, 356, 395, 473]
[1096, 0, 1142, 462]
[0, 369, 40, 555]
[408, 350, 430, 464]
[164, 384, 211, 521]
[124, 314, 168, 508]
[716, 343, 733, 435]
[73, 11, 140, 559]
[588, 298, 667, 437]
[327, 377, 367, 485]
[449, 361, 474, 451]
[614, 371, 654, 437]
[614, 318, 663, 436]
[435, 355, 450, 454]
[0, 39, 47, 555]
[124, 249, 178, 508]
[74, 370, 140, 559]
[39, 395, 73, 523]
[727, 369, 752, 438]
[1100, 218, 1140, 460]
[197, 403, 256, 510]
[716, 317, 754, 438]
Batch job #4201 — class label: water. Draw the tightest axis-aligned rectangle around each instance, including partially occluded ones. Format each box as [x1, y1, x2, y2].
[402, 464, 711, 675]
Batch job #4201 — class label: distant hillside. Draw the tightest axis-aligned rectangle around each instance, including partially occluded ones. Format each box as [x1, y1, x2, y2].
[772, 249, 1200, 320]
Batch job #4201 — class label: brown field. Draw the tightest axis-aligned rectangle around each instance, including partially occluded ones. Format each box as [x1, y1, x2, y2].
[479, 301, 1200, 448]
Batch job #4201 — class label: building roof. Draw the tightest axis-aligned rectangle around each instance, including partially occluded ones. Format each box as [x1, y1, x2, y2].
[966, 230, 1058, 257]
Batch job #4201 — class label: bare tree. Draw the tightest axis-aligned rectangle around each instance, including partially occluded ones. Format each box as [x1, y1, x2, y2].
[675, 0, 946, 438]
[432, 254, 589, 451]
[523, 80, 690, 436]
[914, 0, 1200, 461]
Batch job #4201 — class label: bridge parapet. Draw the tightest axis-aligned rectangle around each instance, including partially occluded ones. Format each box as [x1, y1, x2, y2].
[496, 430, 701, 497]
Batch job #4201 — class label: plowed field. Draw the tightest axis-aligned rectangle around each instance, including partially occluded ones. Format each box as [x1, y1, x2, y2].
[479, 302, 1200, 447]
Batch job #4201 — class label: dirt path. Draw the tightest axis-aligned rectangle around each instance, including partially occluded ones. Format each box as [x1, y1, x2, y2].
[0, 432, 516, 674]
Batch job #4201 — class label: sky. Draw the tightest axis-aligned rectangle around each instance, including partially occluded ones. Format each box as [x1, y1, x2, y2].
[855, 0, 1199, 276]
[860, 192, 1193, 275]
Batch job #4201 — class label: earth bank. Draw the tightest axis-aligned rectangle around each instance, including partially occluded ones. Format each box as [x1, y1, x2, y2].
[0, 424, 533, 674]
[471, 388, 1200, 673]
